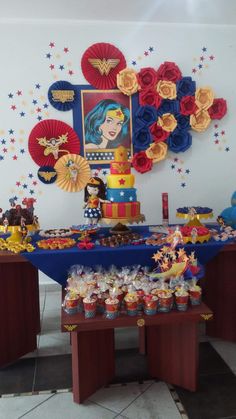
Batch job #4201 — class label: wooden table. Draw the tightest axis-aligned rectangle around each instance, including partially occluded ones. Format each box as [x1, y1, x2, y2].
[61, 302, 213, 403]
[0, 252, 40, 367]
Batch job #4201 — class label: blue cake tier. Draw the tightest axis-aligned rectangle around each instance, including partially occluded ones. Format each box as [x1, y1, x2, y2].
[106, 188, 137, 203]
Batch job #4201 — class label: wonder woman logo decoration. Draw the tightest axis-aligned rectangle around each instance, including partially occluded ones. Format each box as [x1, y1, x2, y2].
[81, 42, 126, 89]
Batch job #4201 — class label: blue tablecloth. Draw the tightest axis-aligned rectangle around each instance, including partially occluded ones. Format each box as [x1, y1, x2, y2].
[21, 225, 230, 287]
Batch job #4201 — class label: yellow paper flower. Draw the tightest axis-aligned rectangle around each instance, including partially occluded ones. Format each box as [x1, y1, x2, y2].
[190, 110, 211, 132]
[158, 113, 177, 132]
[156, 80, 177, 99]
[117, 68, 139, 96]
[195, 87, 214, 110]
[146, 141, 168, 163]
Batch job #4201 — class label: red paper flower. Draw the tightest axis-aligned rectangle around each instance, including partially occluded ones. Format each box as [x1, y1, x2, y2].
[150, 123, 169, 142]
[180, 96, 198, 115]
[156, 61, 182, 82]
[137, 67, 158, 89]
[139, 89, 162, 108]
[208, 98, 227, 120]
[132, 151, 153, 174]
[77, 241, 95, 250]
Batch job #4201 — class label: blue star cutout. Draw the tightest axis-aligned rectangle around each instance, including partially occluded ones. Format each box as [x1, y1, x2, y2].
[1, 139, 6, 144]
[37, 115, 42, 121]
[185, 169, 190, 174]
[8, 129, 14, 134]
[181, 182, 186, 188]
[14, 196, 18, 201]
[149, 46, 154, 52]
[171, 164, 175, 169]
[132, 61, 137, 66]
[28, 173, 33, 178]
[20, 149, 25, 154]
[214, 132, 219, 137]
[46, 53, 51, 59]
[198, 64, 203, 69]
[59, 65, 65, 70]
[202, 47, 207, 52]
[8, 93, 13, 98]
[22, 184, 28, 189]
[29, 189, 35, 195]
[0, 155, 4, 161]
[225, 147, 230, 152]
[32, 99, 38, 105]
[20, 111, 25, 117]
[43, 103, 49, 108]
[35, 83, 41, 89]
[102, 170, 107, 176]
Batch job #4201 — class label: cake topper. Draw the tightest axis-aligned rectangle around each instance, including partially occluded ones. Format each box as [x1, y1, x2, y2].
[84, 177, 110, 225]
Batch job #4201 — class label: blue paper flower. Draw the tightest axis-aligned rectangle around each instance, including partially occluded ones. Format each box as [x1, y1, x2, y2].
[177, 77, 196, 99]
[167, 129, 192, 153]
[135, 105, 157, 127]
[133, 127, 152, 152]
[176, 114, 190, 131]
[157, 99, 179, 116]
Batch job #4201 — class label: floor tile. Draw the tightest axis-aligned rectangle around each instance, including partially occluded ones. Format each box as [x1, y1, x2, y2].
[37, 334, 71, 356]
[41, 310, 60, 333]
[34, 355, 72, 392]
[0, 358, 36, 395]
[199, 342, 231, 375]
[113, 349, 150, 383]
[122, 381, 182, 419]
[22, 392, 116, 419]
[0, 394, 53, 419]
[89, 382, 151, 414]
[44, 292, 62, 312]
[211, 340, 236, 373]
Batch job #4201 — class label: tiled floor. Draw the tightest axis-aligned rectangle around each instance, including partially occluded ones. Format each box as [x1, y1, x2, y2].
[1, 284, 236, 419]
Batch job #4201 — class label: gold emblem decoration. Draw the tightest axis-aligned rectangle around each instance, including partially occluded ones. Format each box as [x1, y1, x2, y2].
[88, 58, 120, 76]
[64, 324, 78, 332]
[38, 171, 56, 182]
[137, 318, 145, 327]
[201, 314, 213, 321]
[51, 90, 75, 103]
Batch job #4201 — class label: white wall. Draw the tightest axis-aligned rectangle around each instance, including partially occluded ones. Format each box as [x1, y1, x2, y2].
[0, 20, 235, 232]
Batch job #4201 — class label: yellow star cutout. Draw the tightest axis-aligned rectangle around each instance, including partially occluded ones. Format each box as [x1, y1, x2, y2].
[152, 251, 163, 262]
[29, 90, 34, 95]
[177, 248, 186, 259]
[53, 74, 58, 80]
[160, 246, 169, 254]
[44, 111, 50, 118]
[67, 61, 72, 67]
[40, 95, 46, 101]
[55, 53, 61, 59]
[19, 138, 24, 143]
[19, 129, 25, 134]
[161, 261, 169, 271]
[21, 100, 27, 106]
[0, 130, 5, 135]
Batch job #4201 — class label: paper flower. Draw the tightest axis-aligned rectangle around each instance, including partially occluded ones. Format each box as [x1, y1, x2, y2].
[150, 122, 169, 142]
[139, 89, 162, 107]
[156, 80, 177, 99]
[135, 105, 157, 127]
[146, 141, 168, 163]
[208, 98, 227, 120]
[156, 61, 182, 82]
[195, 87, 214, 110]
[176, 114, 190, 131]
[167, 129, 192, 153]
[158, 113, 177, 132]
[137, 67, 157, 89]
[117, 68, 139, 96]
[180, 96, 198, 115]
[190, 110, 211, 132]
[177, 77, 196, 99]
[133, 127, 152, 152]
[132, 151, 153, 173]
[157, 99, 179, 116]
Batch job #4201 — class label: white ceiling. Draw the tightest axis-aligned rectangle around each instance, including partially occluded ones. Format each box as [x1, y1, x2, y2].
[1, 0, 236, 24]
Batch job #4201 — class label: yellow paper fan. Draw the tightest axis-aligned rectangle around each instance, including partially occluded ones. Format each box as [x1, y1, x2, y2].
[54, 154, 91, 192]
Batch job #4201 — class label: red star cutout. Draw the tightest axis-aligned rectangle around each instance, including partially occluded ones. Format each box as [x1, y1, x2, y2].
[200, 56, 204, 61]
[174, 158, 178, 162]
[32, 181, 38, 186]
[64, 47, 69, 53]
[192, 68, 197, 73]
[144, 51, 149, 56]
[16, 90, 22, 96]
[209, 55, 215, 60]
[221, 130, 225, 135]
[177, 168, 182, 173]
[119, 178, 125, 185]
[16, 181, 21, 187]
[13, 155, 18, 160]
[49, 42, 55, 48]
[10, 138, 15, 143]
[3, 148, 7, 153]
[50, 64, 55, 70]
[11, 105, 16, 110]
[215, 140, 219, 144]
[36, 107, 42, 113]
[68, 70, 74, 75]
[214, 124, 218, 128]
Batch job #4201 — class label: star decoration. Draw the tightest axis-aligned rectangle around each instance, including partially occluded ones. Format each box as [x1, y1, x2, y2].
[8, 129, 14, 134]
[59, 65, 65, 70]
[29, 189, 35, 195]
[22, 184, 28, 189]
[152, 251, 163, 262]
[0, 155, 4, 160]
[225, 147, 230, 152]
[64, 47, 69, 53]
[209, 55, 215, 60]
[28, 173, 33, 178]
[36, 107, 42, 113]
[144, 51, 149, 56]
[11, 105, 17, 110]
[119, 178, 125, 185]
[185, 169, 190, 174]
[202, 47, 207, 52]
[46, 53, 52, 59]
[132, 61, 137, 66]
[171, 164, 175, 169]
[50, 64, 55, 70]
[16, 182, 21, 187]
[68, 70, 74, 75]
[1, 139, 6, 144]
[192, 68, 197, 73]
[214, 140, 219, 144]
[214, 132, 219, 137]
[35, 83, 41, 89]
[20, 111, 25, 117]
[49, 42, 55, 48]
[181, 182, 186, 188]
[177, 248, 186, 259]
[32, 99, 37, 105]
[120, 191, 125, 196]
[43, 103, 49, 108]
[16, 90, 22, 96]
[148, 46, 154, 52]
[13, 155, 18, 160]
[3, 148, 7, 153]
[37, 116, 42, 121]
[177, 168, 182, 173]
[20, 149, 25, 154]
[8, 93, 13, 98]
[32, 181, 38, 186]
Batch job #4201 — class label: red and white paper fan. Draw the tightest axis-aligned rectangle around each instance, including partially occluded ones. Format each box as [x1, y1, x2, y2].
[81, 42, 126, 89]
[28, 119, 80, 167]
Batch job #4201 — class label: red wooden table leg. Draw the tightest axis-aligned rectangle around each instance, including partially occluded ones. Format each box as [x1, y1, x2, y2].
[71, 329, 115, 403]
[147, 322, 198, 391]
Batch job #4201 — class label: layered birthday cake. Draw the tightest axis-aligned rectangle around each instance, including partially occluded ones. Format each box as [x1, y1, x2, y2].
[102, 146, 144, 222]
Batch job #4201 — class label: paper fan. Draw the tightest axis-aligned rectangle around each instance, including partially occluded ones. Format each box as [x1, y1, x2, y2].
[48, 80, 77, 111]
[28, 119, 80, 167]
[81, 42, 126, 89]
[54, 154, 91, 192]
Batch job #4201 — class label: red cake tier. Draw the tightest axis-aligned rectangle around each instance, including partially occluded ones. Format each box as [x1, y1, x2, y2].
[110, 161, 131, 174]
[102, 202, 140, 219]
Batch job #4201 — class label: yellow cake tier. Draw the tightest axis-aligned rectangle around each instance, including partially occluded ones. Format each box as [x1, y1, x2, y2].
[183, 233, 211, 244]
[106, 174, 135, 189]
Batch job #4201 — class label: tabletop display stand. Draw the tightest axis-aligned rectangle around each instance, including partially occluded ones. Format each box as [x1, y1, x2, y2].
[0, 252, 40, 367]
[61, 300, 212, 404]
